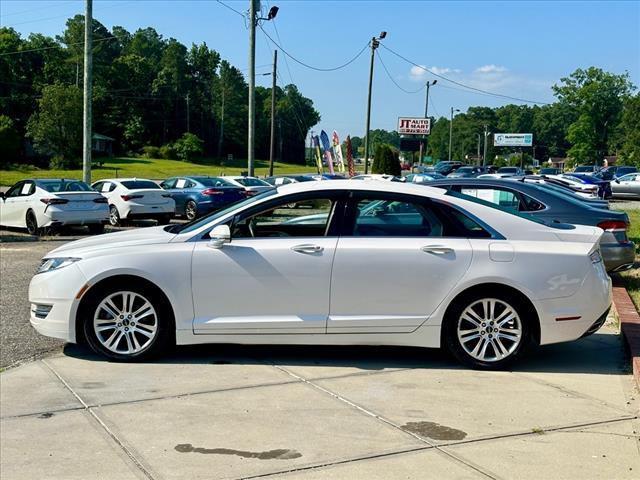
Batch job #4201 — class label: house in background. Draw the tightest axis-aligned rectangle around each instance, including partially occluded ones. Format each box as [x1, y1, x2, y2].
[92, 133, 114, 156]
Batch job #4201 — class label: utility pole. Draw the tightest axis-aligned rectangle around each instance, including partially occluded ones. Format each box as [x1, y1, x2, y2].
[268, 50, 277, 177]
[186, 93, 190, 132]
[217, 82, 225, 158]
[363, 31, 386, 174]
[477, 133, 481, 166]
[419, 79, 437, 165]
[247, 0, 257, 177]
[448, 107, 459, 162]
[82, 0, 93, 184]
[483, 124, 489, 166]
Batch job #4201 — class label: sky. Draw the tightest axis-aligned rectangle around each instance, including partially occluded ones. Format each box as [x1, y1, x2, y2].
[2, 0, 639, 138]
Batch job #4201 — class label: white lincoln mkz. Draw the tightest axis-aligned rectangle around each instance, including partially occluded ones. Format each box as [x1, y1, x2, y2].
[29, 181, 612, 369]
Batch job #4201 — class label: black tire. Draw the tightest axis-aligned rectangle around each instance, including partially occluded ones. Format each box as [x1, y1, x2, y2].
[87, 223, 105, 235]
[26, 210, 41, 236]
[109, 205, 120, 226]
[82, 282, 174, 361]
[443, 290, 534, 370]
[157, 215, 172, 225]
[185, 200, 198, 220]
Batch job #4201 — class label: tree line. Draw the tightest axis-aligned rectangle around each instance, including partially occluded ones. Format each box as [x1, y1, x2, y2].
[0, 17, 320, 168]
[348, 68, 639, 168]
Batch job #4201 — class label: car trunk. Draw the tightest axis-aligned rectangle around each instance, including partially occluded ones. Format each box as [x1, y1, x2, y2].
[126, 189, 171, 205]
[48, 192, 106, 211]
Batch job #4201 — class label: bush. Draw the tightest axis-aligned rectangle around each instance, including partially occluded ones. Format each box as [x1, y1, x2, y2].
[372, 144, 401, 176]
[49, 155, 79, 169]
[159, 144, 178, 160]
[174, 133, 204, 161]
[0, 115, 20, 166]
[141, 145, 161, 159]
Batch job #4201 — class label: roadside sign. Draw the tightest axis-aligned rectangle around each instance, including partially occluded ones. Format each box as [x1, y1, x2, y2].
[398, 117, 431, 135]
[494, 133, 533, 147]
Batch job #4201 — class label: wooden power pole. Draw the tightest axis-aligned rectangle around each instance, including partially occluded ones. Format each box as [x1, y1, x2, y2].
[82, 0, 93, 184]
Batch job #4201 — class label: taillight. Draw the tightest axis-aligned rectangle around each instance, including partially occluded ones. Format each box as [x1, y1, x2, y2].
[597, 220, 628, 231]
[244, 190, 258, 196]
[93, 197, 108, 203]
[40, 198, 68, 205]
[202, 188, 224, 196]
[121, 194, 143, 201]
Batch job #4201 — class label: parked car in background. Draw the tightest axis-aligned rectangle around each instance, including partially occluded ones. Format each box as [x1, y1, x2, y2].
[573, 165, 600, 173]
[539, 167, 561, 175]
[92, 178, 175, 226]
[1, 178, 108, 235]
[560, 174, 610, 199]
[595, 166, 638, 181]
[515, 176, 609, 210]
[434, 161, 464, 176]
[160, 176, 245, 220]
[223, 176, 274, 196]
[264, 174, 316, 186]
[350, 174, 401, 181]
[447, 166, 485, 178]
[404, 173, 445, 183]
[611, 173, 640, 199]
[305, 174, 348, 181]
[30, 180, 611, 369]
[426, 178, 635, 272]
[497, 167, 525, 176]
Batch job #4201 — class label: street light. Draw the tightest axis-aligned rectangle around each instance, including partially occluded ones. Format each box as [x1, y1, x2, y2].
[247, 1, 279, 177]
[448, 107, 460, 162]
[363, 31, 387, 174]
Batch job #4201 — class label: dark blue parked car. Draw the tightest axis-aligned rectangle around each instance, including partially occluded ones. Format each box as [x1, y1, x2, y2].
[563, 173, 612, 199]
[160, 176, 246, 220]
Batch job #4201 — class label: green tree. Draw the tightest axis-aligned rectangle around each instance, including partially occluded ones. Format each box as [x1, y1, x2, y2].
[618, 94, 640, 166]
[173, 132, 204, 161]
[26, 84, 83, 167]
[372, 144, 400, 175]
[0, 115, 20, 165]
[553, 67, 634, 163]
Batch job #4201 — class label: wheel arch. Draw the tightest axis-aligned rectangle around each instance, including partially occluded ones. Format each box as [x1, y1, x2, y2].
[75, 274, 176, 345]
[440, 282, 541, 347]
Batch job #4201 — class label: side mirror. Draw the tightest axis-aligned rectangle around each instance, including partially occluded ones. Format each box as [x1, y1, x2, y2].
[615, 179, 620, 184]
[208, 224, 231, 249]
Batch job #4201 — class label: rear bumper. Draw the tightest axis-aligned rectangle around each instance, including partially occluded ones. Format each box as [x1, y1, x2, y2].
[602, 241, 636, 272]
[121, 203, 175, 218]
[41, 209, 108, 226]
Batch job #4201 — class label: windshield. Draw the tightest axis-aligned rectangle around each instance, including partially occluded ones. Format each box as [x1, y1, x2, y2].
[38, 180, 92, 192]
[171, 188, 278, 235]
[236, 177, 270, 187]
[121, 180, 160, 190]
[196, 177, 233, 187]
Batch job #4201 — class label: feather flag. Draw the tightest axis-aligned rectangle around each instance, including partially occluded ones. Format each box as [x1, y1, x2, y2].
[312, 135, 324, 173]
[320, 130, 334, 175]
[332, 130, 345, 174]
[346, 135, 355, 177]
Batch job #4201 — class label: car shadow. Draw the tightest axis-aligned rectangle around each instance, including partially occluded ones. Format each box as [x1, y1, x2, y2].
[61, 332, 627, 375]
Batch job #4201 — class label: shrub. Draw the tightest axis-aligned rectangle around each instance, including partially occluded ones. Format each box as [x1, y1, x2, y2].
[372, 144, 401, 176]
[0, 115, 20, 166]
[174, 133, 204, 161]
[49, 155, 79, 169]
[141, 145, 161, 159]
[159, 144, 178, 160]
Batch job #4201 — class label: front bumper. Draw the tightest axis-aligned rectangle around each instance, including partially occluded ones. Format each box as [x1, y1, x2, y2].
[28, 263, 87, 343]
[602, 241, 636, 272]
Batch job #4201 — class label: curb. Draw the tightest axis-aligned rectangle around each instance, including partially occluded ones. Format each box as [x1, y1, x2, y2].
[612, 286, 640, 387]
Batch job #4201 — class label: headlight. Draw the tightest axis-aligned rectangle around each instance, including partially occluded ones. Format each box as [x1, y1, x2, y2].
[36, 257, 81, 274]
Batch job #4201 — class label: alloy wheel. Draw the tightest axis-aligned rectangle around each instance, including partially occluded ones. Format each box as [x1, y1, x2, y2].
[93, 291, 158, 355]
[456, 298, 522, 363]
[26, 212, 38, 235]
[109, 206, 120, 226]
[185, 201, 197, 220]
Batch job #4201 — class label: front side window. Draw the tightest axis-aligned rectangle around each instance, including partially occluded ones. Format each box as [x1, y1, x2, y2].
[233, 197, 336, 238]
[6, 182, 24, 198]
[161, 179, 177, 189]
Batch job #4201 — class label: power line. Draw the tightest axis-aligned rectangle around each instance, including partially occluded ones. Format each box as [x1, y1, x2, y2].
[215, 0, 246, 19]
[1, 1, 134, 28]
[259, 25, 369, 72]
[375, 50, 425, 94]
[379, 43, 551, 105]
[0, 34, 117, 56]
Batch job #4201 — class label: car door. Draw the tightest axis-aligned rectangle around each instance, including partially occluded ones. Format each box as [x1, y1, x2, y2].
[190, 191, 346, 334]
[328, 191, 473, 334]
[617, 174, 636, 195]
[0, 182, 27, 227]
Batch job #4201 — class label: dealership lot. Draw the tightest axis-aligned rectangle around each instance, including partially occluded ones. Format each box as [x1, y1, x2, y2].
[1, 234, 639, 479]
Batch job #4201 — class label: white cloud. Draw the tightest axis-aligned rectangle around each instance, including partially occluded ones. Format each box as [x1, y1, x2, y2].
[474, 64, 508, 74]
[409, 65, 460, 81]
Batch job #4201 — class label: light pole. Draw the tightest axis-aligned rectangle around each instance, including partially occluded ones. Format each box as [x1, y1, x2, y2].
[448, 107, 460, 162]
[248, 3, 278, 176]
[268, 49, 277, 177]
[483, 125, 490, 166]
[418, 79, 437, 165]
[476, 133, 481, 165]
[363, 31, 386, 174]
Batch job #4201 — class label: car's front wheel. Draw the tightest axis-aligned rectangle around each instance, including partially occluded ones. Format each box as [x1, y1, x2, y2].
[444, 292, 533, 370]
[109, 205, 120, 226]
[185, 200, 198, 220]
[83, 285, 173, 361]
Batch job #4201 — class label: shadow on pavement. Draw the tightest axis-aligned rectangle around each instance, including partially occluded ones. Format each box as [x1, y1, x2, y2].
[61, 331, 626, 375]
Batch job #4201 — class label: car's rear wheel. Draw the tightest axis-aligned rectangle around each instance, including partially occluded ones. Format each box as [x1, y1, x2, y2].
[157, 214, 172, 225]
[26, 210, 41, 236]
[185, 200, 197, 220]
[109, 205, 121, 226]
[83, 285, 173, 361]
[87, 223, 105, 234]
[444, 293, 533, 370]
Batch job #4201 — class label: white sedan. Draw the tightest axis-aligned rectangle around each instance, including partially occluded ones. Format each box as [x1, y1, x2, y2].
[1, 178, 109, 235]
[91, 178, 175, 226]
[29, 181, 611, 369]
[223, 176, 274, 196]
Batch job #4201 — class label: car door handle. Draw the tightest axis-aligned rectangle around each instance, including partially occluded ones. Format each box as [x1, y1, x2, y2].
[421, 245, 454, 255]
[291, 244, 324, 254]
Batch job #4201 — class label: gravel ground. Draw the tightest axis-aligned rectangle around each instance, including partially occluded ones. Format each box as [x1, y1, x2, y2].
[0, 241, 67, 367]
[610, 199, 640, 210]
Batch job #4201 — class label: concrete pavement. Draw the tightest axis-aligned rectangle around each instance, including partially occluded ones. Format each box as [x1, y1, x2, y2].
[1, 322, 639, 480]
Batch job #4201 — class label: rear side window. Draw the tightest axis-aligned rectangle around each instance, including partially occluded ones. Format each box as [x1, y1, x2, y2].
[120, 180, 160, 189]
[198, 177, 232, 187]
[161, 179, 177, 189]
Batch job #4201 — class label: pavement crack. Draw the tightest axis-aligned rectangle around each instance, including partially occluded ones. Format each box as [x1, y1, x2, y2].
[41, 359, 157, 480]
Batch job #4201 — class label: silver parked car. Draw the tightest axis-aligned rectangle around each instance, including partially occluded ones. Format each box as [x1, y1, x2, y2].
[611, 173, 640, 199]
[224, 176, 275, 196]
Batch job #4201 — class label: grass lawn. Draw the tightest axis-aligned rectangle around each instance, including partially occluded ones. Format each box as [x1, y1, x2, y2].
[0, 157, 315, 186]
[616, 206, 640, 309]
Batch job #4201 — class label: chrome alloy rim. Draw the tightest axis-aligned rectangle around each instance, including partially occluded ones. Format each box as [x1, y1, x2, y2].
[186, 202, 197, 220]
[93, 291, 158, 354]
[109, 206, 119, 226]
[457, 298, 522, 362]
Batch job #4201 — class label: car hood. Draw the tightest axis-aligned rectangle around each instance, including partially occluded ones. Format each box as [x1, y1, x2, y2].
[46, 226, 176, 257]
